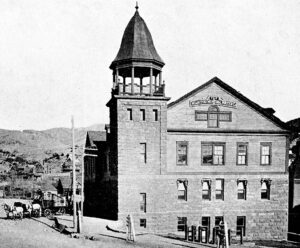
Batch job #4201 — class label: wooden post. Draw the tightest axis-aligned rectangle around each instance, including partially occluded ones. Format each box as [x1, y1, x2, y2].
[77, 210, 82, 233]
[71, 116, 77, 231]
[224, 221, 229, 248]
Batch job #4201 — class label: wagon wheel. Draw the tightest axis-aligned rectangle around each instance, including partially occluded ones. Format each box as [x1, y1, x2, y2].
[44, 209, 52, 218]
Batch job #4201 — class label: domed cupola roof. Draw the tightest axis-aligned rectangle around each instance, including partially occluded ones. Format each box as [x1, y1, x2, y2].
[110, 7, 164, 69]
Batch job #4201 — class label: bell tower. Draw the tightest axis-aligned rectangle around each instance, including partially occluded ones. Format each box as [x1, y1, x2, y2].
[109, 4, 166, 97]
[106, 5, 170, 221]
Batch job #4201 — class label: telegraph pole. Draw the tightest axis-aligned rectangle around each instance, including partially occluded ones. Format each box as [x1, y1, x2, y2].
[71, 116, 77, 230]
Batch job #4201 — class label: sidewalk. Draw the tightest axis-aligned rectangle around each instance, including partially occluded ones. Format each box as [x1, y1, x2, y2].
[53, 215, 260, 248]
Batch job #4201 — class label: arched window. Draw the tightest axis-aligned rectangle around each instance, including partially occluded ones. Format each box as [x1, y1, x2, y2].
[208, 106, 219, 127]
[261, 179, 271, 200]
[237, 180, 247, 200]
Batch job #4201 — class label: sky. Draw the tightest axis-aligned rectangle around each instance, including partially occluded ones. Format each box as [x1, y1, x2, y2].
[0, 0, 299, 130]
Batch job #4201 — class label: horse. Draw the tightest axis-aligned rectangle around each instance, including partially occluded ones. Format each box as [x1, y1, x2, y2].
[30, 203, 42, 217]
[3, 203, 23, 219]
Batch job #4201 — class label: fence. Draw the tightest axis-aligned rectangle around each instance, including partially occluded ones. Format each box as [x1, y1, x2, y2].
[184, 225, 243, 246]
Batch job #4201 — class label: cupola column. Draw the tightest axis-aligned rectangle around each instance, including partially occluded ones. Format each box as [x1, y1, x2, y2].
[116, 68, 119, 93]
[159, 71, 162, 86]
[123, 77, 126, 93]
[131, 67, 135, 94]
[112, 72, 115, 89]
[140, 77, 143, 94]
[149, 67, 153, 95]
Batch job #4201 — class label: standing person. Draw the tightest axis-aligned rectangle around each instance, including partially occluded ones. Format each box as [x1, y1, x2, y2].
[217, 221, 225, 248]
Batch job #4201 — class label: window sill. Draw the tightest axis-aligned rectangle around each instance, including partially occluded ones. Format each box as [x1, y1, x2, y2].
[176, 164, 188, 166]
[201, 164, 225, 166]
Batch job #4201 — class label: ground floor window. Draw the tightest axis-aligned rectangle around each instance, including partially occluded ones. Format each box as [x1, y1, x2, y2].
[140, 219, 146, 228]
[202, 216, 210, 234]
[237, 216, 246, 236]
[177, 217, 187, 232]
[215, 216, 224, 226]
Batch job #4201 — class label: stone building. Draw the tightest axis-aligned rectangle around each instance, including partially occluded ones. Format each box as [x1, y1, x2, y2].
[86, 6, 290, 240]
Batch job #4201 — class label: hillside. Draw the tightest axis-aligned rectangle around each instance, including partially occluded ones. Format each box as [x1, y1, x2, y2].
[0, 124, 105, 161]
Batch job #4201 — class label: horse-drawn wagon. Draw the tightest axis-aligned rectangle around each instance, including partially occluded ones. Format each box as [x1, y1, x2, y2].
[40, 192, 70, 218]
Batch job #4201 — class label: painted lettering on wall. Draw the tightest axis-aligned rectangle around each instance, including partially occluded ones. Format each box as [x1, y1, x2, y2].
[189, 96, 237, 109]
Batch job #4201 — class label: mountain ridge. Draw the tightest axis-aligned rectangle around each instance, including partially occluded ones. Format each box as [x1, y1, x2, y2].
[0, 124, 105, 161]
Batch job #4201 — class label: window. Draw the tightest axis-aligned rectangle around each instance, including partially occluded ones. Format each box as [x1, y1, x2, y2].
[215, 179, 224, 200]
[140, 219, 146, 228]
[202, 217, 210, 233]
[153, 109, 158, 121]
[261, 179, 271, 200]
[140, 109, 145, 121]
[140, 143, 147, 163]
[177, 141, 188, 165]
[140, 193, 146, 212]
[208, 106, 219, 127]
[177, 217, 187, 232]
[219, 113, 231, 121]
[177, 179, 188, 201]
[195, 111, 208, 121]
[202, 180, 211, 200]
[195, 107, 232, 126]
[261, 143, 271, 165]
[215, 216, 224, 226]
[202, 143, 225, 165]
[237, 143, 248, 165]
[237, 180, 247, 200]
[237, 216, 246, 236]
[127, 108, 132, 120]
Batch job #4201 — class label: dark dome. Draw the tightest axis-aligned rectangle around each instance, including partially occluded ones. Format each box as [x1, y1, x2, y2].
[110, 10, 164, 69]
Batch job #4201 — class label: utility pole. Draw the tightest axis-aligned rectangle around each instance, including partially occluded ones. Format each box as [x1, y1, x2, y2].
[72, 116, 77, 230]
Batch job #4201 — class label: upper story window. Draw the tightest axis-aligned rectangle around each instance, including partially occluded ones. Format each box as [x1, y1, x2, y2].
[237, 143, 248, 165]
[140, 193, 146, 212]
[215, 179, 224, 200]
[202, 143, 225, 165]
[140, 143, 147, 163]
[140, 109, 145, 121]
[195, 105, 232, 128]
[202, 179, 211, 200]
[261, 179, 271, 200]
[261, 143, 271, 165]
[237, 179, 247, 200]
[153, 109, 158, 121]
[177, 179, 188, 201]
[176, 141, 188, 165]
[127, 108, 133, 120]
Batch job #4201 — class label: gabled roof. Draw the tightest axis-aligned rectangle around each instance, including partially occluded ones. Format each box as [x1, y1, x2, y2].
[110, 9, 164, 69]
[168, 77, 288, 130]
[85, 131, 106, 148]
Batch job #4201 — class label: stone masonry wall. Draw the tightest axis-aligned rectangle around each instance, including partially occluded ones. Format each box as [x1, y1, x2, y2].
[118, 174, 288, 240]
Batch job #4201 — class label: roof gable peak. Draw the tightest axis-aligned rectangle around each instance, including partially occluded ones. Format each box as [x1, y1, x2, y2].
[168, 77, 288, 130]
